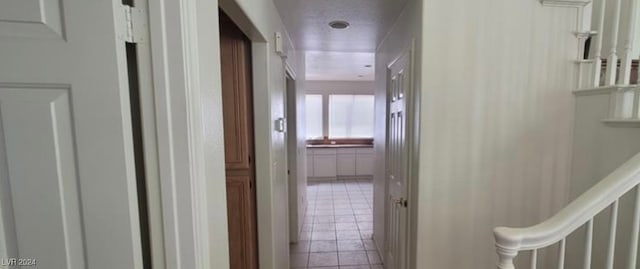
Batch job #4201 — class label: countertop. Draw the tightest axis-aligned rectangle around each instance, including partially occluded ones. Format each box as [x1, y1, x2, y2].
[306, 144, 373, 149]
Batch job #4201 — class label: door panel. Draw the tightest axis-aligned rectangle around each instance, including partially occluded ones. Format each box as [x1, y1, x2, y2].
[0, 0, 64, 39]
[219, 10, 258, 269]
[0, 87, 83, 268]
[0, 1, 143, 268]
[385, 50, 412, 269]
[226, 175, 254, 269]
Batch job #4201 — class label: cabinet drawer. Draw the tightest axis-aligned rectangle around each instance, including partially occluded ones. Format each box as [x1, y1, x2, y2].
[314, 148, 337, 155]
[356, 148, 374, 154]
[337, 148, 356, 154]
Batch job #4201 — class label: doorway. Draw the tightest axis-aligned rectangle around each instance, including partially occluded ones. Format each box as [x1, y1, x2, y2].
[384, 49, 412, 269]
[286, 71, 306, 244]
[219, 10, 259, 269]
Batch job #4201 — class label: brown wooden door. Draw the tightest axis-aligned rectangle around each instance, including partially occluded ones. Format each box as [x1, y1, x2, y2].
[219, 11, 258, 269]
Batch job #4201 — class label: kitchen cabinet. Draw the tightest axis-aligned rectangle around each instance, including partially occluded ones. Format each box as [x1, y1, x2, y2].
[307, 146, 374, 180]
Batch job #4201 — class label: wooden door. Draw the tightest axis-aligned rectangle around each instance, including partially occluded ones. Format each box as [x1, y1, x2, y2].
[219, 11, 258, 269]
[0, 1, 145, 268]
[385, 50, 412, 269]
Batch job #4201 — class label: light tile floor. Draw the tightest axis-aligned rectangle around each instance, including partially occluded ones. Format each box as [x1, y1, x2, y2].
[290, 178, 384, 269]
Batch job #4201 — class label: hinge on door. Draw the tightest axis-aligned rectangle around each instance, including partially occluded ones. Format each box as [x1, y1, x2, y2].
[118, 4, 148, 43]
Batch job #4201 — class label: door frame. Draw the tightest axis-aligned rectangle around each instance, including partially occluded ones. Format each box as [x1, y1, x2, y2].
[284, 65, 299, 242]
[146, 0, 231, 268]
[146, 0, 299, 268]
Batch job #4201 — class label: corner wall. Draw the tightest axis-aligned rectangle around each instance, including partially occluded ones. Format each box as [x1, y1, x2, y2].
[416, 1, 580, 268]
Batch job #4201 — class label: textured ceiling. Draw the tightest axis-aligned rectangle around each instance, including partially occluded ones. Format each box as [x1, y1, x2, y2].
[305, 51, 374, 81]
[273, 0, 408, 52]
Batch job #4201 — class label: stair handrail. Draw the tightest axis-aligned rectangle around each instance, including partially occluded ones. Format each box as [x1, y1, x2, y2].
[494, 152, 640, 269]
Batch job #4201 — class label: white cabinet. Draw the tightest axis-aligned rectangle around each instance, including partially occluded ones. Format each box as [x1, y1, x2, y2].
[355, 154, 375, 175]
[306, 152, 314, 177]
[307, 146, 374, 179]
[337, 154, 356, 176]
[313, 155, 337, 177]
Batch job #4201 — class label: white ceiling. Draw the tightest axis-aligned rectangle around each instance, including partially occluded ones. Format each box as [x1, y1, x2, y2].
[305, 51, 374, 81]
[273, 0, 407, 81]
[273, 0, 407, 52]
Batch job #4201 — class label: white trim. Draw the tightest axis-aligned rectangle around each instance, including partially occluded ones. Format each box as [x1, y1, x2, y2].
[540, 0, 591, 8]
[148, 0, 228, 268]
[285, 61, 297, 80]
[573, 85, 636, 96]
[602, 119, 640, 127]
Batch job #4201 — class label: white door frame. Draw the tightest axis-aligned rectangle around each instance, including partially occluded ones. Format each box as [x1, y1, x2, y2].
[146, 0, 230, 268]
[284, 66, 299, 242]
[146, 0, 298, 268]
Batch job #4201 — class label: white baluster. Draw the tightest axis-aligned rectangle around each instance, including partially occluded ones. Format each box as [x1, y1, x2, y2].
[606, 200, 620, 269]
[605, 0, 622, 86]
[558, 239, 566, 269]
[593, 0, 608, 87]
[584, 219, 594, 269]
[633, 88, 640, 119]
[531, 249, 537, 269]
[497, 247, 517, 269]
[628, 186, 640, 269]
[619, 0, 639, 85]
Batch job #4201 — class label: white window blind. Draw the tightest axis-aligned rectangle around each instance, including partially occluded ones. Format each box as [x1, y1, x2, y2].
[329, 95, 375, 138]
[305, 94, 323, 139]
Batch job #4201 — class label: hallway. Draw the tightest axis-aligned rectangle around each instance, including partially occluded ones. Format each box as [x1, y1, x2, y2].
[290, 179, 383, 269]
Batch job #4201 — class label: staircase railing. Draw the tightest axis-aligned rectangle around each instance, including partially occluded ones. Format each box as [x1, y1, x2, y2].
[494, 152, 640, 269]
[577, 0, 640, 121]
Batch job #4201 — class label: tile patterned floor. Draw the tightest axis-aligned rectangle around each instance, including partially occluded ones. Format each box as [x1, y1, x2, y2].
[290, 178, 384, 269]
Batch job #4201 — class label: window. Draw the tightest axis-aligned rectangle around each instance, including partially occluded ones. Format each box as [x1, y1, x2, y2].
[305, 94, 323, 139]
[329, 95, 375, 138]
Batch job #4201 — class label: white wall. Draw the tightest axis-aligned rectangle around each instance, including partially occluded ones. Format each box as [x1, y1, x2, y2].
[373, 0, 422, 266]
[416, 1, 580, 268]
[219, 0, 301, 268]
[565, 92, 640, 269]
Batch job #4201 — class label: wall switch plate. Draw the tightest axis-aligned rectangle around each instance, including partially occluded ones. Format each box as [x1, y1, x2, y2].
[274, 32, 287, 58]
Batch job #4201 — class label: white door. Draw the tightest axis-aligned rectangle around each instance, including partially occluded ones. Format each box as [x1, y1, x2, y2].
[0, 1, 144, 268]
[385, 50, 412, 269]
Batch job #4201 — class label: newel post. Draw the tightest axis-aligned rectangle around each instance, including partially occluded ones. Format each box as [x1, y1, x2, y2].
[494, 227, 521, 269]
[496, 245, 518, 269]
